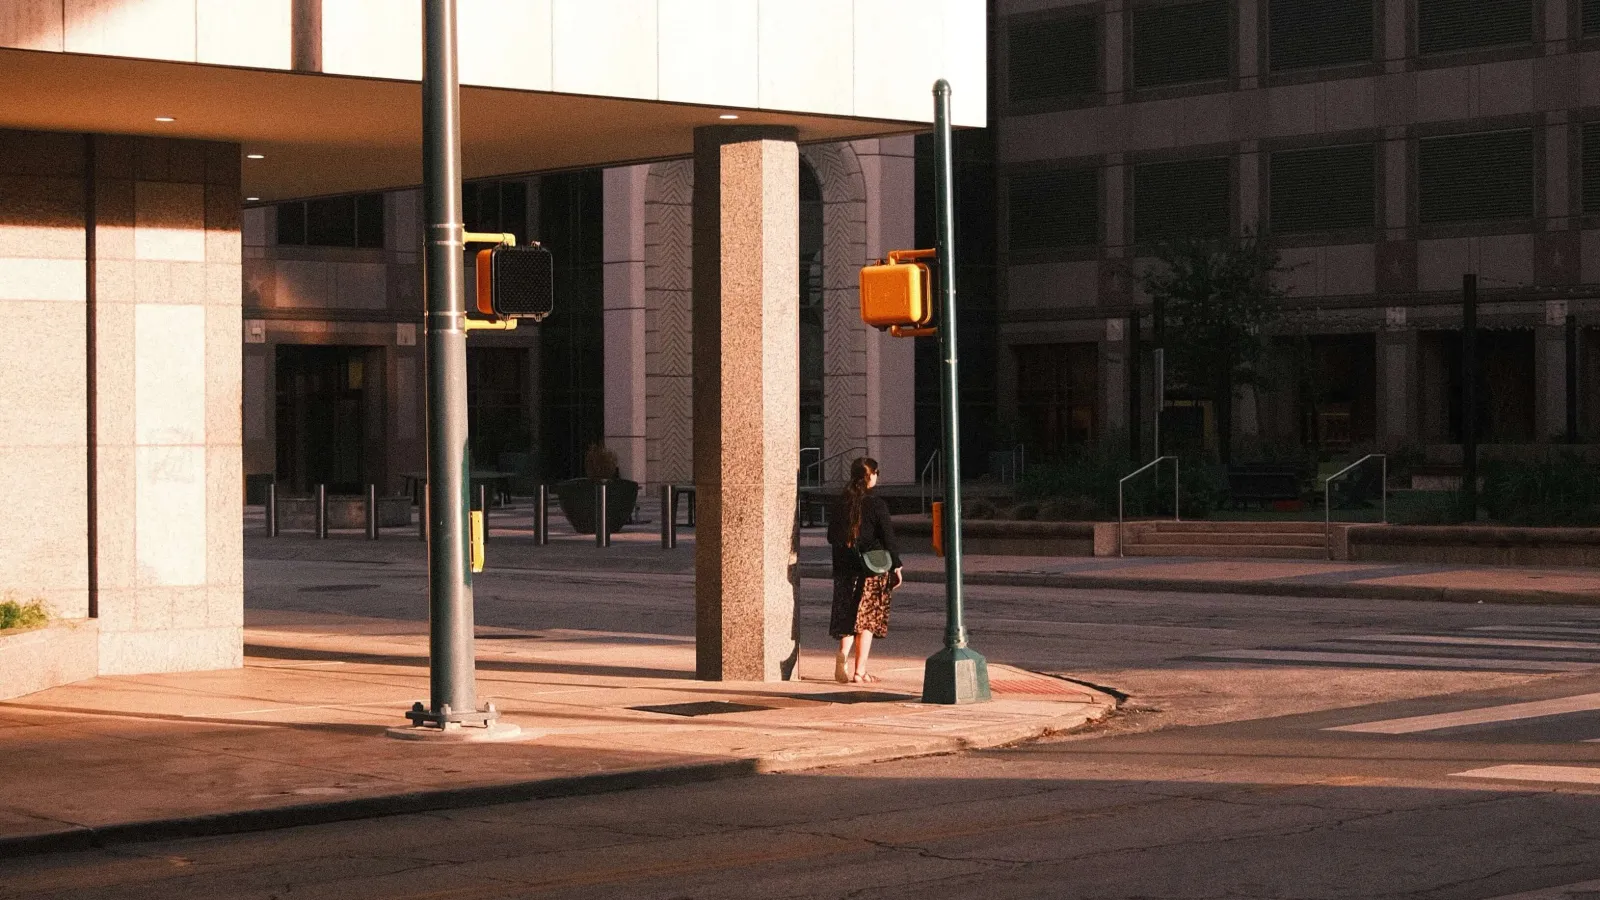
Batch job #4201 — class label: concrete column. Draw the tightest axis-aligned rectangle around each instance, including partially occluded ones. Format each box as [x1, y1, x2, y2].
[1537, 320, 1566, 441]
[603, 165, 648, 483]
[692, 126, 799, 682]
[1377, 327, 1417, 448]
[855, 136, 916, 483]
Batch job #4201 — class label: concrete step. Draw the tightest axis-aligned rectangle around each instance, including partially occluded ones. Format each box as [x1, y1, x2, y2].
[1133, 520, 1327, 535]
[1131, 532, 1325, 548]
[1125, 543, 1328, 560]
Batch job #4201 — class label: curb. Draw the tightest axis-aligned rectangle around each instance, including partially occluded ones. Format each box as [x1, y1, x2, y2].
[794, 564, 1600, 606]
[0, 695, 1111, 859]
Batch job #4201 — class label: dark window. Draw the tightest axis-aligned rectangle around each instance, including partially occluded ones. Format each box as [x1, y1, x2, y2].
[1133, 157, 1232, 244]
[1015, 343, 1099, 456]
[1269, 144, 1376, 233]
[1008, 168, 1099, 250]
[1584, 124, 1600, 214]
[275, 193, 385, 248]
[463, 180, 528, 245]
[1416, 0, 1532, 54]
[1008, 15, 1099, 103]
[275, 202, 306, 245]
[1268, 0, 1374, 71]
[355, 193, 384, 248]
[1417, 130, 1534, 224]
[305, 196, 356, 247]
[1586, 0, 1600, 36]
[1131, 0, 1230, 89]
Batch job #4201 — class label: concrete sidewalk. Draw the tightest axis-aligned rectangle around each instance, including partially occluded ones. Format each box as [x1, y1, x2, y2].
[0, 609, 1111, 857]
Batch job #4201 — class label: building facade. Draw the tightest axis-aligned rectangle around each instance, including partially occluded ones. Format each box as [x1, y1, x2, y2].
[997, 0, 1600, 459]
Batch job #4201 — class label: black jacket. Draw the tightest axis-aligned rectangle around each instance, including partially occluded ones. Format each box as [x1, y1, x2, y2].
[828, 493, 902, 573]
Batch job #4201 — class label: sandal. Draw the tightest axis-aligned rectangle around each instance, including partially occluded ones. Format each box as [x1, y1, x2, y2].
[834, 652, 853, 684]
[850, 672, 878, 684]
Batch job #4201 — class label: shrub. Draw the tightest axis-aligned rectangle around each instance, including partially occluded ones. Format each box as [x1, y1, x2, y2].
[1482, 456, 1600, 527]
[966, 498, 996, 519]
[1038, 496, 1097, 521]
[1012, 502, 1039, 521]
[0, 597, 49, 632]
[583, 443, 620, 480]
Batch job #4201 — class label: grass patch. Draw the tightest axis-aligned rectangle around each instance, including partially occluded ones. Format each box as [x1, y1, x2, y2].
[0, 597, 50, 632]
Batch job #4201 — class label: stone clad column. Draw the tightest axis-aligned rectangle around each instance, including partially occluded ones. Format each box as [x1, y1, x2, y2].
[603, 165, 648, 482]
[692, 126, 799, 681]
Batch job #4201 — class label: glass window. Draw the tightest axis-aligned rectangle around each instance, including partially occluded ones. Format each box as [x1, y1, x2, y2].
[1268, 0, 1374, 71]
[1008, 15, 1099, 103]
[1131, 0, 1230, 89]
[1269, 144, 1376, 233]
[1008, 168, 1100, 250]
[1417, 130, 1534, 224]
[1416, 0, 1532, 55]
[1133, 157, 1232, 244]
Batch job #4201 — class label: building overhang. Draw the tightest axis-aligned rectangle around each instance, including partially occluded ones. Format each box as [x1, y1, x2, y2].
[0, 47, 943, 203]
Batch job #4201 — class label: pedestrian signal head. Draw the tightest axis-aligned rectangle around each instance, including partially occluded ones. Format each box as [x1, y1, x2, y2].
[859, 256, 933, 330]
[476, 244, 554, 320]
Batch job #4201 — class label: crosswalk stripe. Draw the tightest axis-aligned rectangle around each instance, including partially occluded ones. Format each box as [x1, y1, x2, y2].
[1469, 625, 1600, 637]
[1192, 650, 1590, 672]
[1331, 634, 1600, 652]
[1451, 764, 1600, 786]
[1327, 692, 1600, 734]
[1480, 878, 1600, 900]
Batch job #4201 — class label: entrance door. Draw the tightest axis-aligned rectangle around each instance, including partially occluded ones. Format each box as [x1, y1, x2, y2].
[275, 345, 372, 494]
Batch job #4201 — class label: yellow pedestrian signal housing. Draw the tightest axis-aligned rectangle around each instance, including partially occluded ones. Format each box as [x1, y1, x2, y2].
[475, 243, 554, 321]
[859, 249, 936, 337]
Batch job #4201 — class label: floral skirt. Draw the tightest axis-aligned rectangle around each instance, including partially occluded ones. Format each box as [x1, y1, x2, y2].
[829, 573, 893, 639]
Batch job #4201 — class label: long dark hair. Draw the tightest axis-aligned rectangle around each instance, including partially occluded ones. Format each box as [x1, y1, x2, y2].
[842, 457, 879, 546]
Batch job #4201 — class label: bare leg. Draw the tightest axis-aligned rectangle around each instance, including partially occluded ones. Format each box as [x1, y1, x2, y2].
[835, 634, 856, 682]
[850, 631, 875, 682]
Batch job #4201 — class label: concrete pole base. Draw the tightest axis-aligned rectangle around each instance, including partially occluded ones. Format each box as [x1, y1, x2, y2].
[385, 721, 527, 742]
[921, 646, 991, 705]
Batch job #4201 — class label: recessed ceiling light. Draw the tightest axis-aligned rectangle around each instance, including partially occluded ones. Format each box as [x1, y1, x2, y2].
[719, 113, 739, 120]
[246, 197, 260, 202]
[154, 116, 175, 123]
[246, 153, 265, 160]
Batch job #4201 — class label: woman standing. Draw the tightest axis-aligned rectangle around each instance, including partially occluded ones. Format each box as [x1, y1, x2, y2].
[827, 457, 904, 683]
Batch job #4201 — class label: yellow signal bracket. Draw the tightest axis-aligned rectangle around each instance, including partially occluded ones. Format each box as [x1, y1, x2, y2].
[470, 510, 485, 573]
[465, 317, 518, 332]
[890, 325, 937, 338]
[464, 231, 517, 248]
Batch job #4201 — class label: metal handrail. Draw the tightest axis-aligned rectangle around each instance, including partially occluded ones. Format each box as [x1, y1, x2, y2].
[799, 447, 821, 488]
[920, 448, 942, 514]
[804, 445, 868, 490]
[1118, 456, 1179, 557]
[1323, 453, 1387, 559]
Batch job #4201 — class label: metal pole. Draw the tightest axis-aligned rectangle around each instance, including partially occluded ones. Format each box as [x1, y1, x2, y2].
[660, 484, 676, 549]
[922, 80, 989, 705]
[1128, 311, 1141, 465]
[476, 483, 489, 540]
[1567, 312, 1579, 443]
[1461, 274, 1478, 523]
[406, 0, 494, 732]
[535, 483, 549, 546]
[366, 483, 379, 540]
[266, 482, 278, 537]
[595, 481, 610, 548]
[315, 483, 328, 539]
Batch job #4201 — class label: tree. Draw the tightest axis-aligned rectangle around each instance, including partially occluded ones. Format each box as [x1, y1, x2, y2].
[1140, 231, 1291, 465]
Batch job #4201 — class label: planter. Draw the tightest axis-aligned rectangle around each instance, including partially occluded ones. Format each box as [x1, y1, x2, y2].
[0, 618, 98, 700]
[554, 478, 638, 535]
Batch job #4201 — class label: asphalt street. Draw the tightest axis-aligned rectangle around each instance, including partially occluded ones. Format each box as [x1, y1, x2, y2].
[6, 554, 1600, 898]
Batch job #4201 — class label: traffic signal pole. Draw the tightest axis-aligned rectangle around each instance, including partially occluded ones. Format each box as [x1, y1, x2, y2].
[922, 79, 990, 705]
[393, 0, 513, 739]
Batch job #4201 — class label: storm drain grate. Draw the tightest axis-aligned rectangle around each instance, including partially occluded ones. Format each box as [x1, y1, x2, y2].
[629, 701, 776, 717]
[791, 691, 916, 704]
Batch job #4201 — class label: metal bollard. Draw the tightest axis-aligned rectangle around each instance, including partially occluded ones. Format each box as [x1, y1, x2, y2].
[266, 482, 278, 537]
[595, 481, 610, 548]
[685, 489, 695, 527]
[366, 484, 379, 540]
[315, 483, 328, 539]
[534, 484, 549, 546]
[476, 483, 489, 540]
[660, 484, 675, 549]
